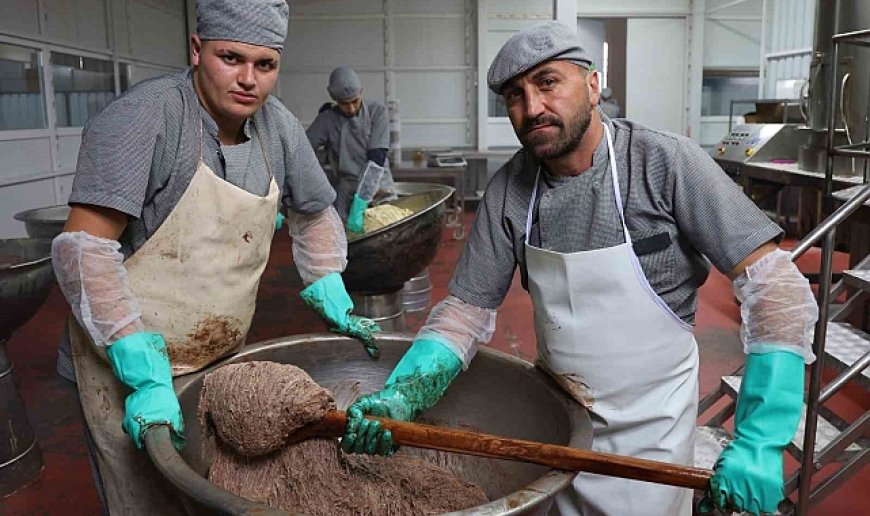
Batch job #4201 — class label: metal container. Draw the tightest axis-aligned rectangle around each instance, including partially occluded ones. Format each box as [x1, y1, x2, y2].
[343, 183, 453, 294]
[0, 238, 53, 496]
[147, 334, 591, 515]
[401, 268, 432, 313]
[13, 205, 70, 240]
[350, 291, 405, 331]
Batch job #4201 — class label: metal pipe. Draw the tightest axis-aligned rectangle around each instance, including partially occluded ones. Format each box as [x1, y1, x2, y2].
[815, 412, 870, 465]
[831, 28, 870, 41]
[789, 183, 870, 260]
[796, 230, 836, 515]
[819, 351, 870, 403]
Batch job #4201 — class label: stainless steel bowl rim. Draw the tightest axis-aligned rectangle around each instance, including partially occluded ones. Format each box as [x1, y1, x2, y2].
[13, 205, 70, 223]
[347, 183, 454, 243]
[151, 333, 588, 516]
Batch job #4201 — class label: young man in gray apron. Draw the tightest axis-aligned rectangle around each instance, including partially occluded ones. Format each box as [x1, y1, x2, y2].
[306, 66, 397, 230]
[50, 1, 379, 513]
[342, 21, 817, 516]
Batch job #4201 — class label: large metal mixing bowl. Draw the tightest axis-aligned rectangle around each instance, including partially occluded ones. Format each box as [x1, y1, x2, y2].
[343, 183, 454, 294]
[0, 239, 54, 341]
[147, 333, 591, 515]
[13, 205, 70, 239]
[0, 238, 53, 496]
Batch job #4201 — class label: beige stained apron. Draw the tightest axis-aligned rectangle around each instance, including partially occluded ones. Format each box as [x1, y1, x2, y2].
[527, 123, 699, 515]
[69, 119, 278, 514]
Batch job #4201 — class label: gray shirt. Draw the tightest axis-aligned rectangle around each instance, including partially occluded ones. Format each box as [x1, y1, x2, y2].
[70, 69, 335, 257]
[449, 116, 783, 324]
[305, 98, 390, 178]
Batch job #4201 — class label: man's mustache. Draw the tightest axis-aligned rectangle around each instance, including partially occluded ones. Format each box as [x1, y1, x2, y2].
[521, 114, 563, 136]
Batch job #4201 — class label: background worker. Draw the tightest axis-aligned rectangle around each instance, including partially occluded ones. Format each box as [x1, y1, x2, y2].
[306, 66, 397, 232]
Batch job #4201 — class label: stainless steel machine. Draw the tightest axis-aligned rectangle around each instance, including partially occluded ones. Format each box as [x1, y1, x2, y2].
[712, 123, 805, 176]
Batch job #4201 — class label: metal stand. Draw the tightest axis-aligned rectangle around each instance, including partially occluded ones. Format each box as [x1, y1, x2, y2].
[350, 291, 406, 332]
[0, 339, 43, 497]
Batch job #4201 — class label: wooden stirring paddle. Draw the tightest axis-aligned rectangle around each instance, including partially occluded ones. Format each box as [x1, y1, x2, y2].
[288, 409, 712, 491]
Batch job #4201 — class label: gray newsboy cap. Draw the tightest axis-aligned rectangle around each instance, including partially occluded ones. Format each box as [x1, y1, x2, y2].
[327, 67, 362, 101]
[487, 21, 593, 94]
[197, 0, 289, 52]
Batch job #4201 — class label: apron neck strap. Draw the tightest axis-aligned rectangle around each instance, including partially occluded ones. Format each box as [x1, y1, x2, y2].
[525, 121, 632, 246]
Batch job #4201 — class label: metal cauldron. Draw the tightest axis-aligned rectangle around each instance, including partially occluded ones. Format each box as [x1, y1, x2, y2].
[13, 205, 70, 240]
[147, 334, 591, 515]
[343, 183, 454, 294]
[0, 238, 54, 496]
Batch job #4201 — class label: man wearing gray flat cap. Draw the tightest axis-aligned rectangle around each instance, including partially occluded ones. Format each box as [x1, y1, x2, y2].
[50, 1, 381, 513]
[343, 20, 814, 516]
[306, 66, 396, 233]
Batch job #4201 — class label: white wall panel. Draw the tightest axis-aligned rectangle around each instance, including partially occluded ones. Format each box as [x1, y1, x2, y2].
[762, 0, 813, 97]
[704, 20, 762, 68]
[489, 0, 552, 18]
[393, 0, 466, 15]
[290, 0, 383, 16]
[577, 0, 690, 16]
[0, 178, 58, 237]
[42, 0, 109, 50]
[401, 122, 470, 148]
[394, 71, 467, 119]
[626, 18, 687, 134]
[0, 138, 53, 182]
[0, 0, 40, 36]
[284, 19, 385, 69]
[57, 134, 83, 172]
[393, 18, 467, 67]
[126, 1, 188, 66]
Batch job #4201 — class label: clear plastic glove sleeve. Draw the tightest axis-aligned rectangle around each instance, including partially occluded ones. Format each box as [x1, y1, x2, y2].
[356, 161, 385, 202]
[733, 248, 818, 364]
[51, 231, 144, 347]
[416, 295, 497, 369]
[287, 206, 348, 286]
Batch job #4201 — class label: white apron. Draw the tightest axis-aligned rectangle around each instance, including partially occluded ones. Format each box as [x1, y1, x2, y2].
[69, 118, 278, 514]
[525, 123, 699, 516]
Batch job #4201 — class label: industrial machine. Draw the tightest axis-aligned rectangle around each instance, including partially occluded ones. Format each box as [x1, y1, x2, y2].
[711, 123, 805, 176]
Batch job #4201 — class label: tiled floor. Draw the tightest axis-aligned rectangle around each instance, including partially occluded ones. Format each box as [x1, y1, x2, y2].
[2, 215, 867, 514]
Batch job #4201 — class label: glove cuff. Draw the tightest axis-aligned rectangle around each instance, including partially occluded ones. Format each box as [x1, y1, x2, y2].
[107, 332, 172, 389]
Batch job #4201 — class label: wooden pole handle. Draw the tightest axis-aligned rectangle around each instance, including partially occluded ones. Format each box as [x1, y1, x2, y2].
[315, 410, 712, 491]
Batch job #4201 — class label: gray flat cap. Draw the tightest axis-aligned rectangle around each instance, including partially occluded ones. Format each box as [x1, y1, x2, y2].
[327, 67, 362, 101]
[487, 21, 593, 94]
[197, 0, 289, 52]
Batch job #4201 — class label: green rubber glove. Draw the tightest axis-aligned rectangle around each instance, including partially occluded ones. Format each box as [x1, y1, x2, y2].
[106, 332, 185, 451]
[275, 211, 286, 230]
[700, 350, 804, 515]
[342, 337, 462, 455]
[346, 194, 368, 234]
[300, 272, 381, 358]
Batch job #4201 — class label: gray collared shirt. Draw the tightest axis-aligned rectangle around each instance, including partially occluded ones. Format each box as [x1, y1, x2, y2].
[448, 115, 783, 324]
[69, 68, 335, 257]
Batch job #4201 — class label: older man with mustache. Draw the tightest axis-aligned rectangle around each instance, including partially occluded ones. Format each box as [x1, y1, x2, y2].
[343, 21, 816, 516]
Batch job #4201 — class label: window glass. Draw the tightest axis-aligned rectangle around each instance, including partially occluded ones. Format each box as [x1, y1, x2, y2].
[0, 43, 46, 130]
[51, 52, 115, 127]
